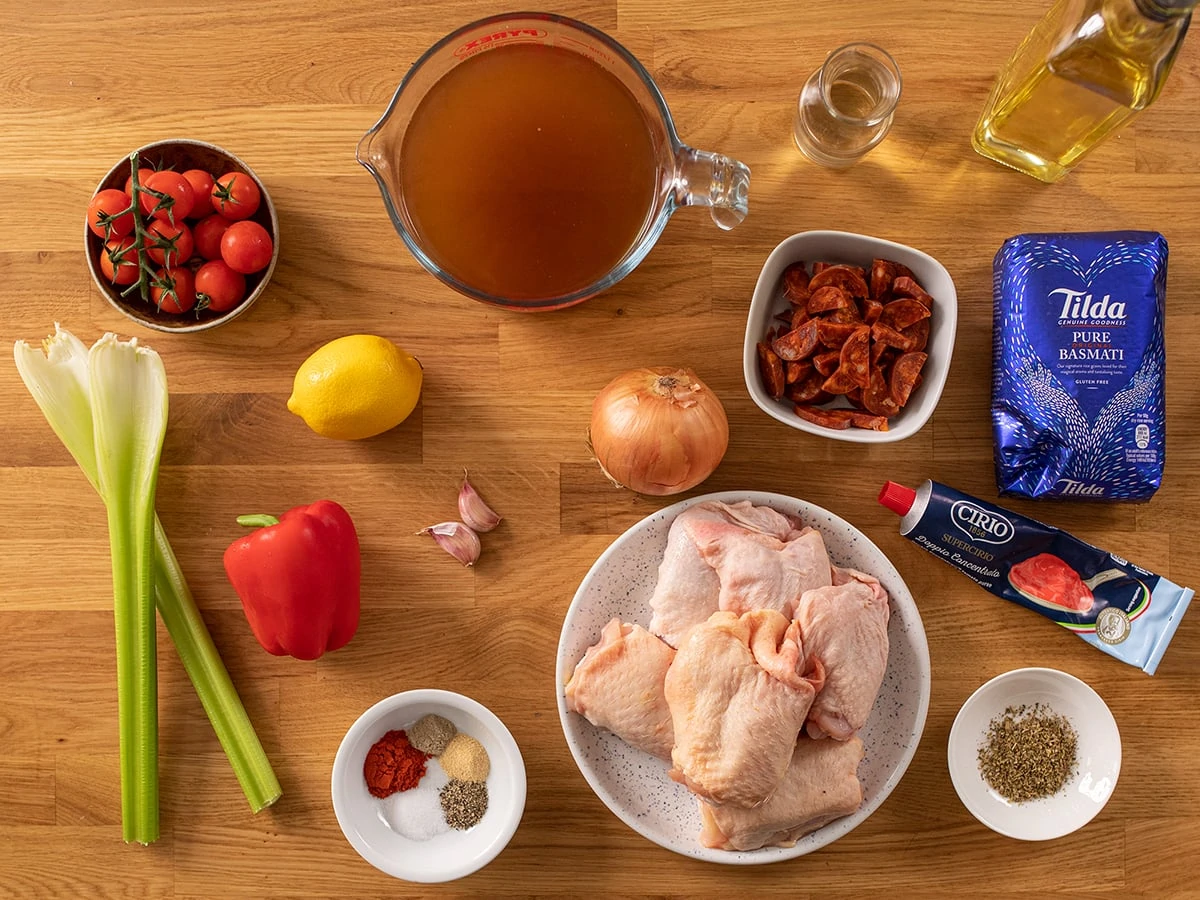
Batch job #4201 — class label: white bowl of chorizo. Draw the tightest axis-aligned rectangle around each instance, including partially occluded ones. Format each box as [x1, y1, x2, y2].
[742, 231, 957, 442]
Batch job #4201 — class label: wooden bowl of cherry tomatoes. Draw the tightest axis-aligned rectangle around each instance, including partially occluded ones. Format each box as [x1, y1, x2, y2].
[85, 139, 279, 333]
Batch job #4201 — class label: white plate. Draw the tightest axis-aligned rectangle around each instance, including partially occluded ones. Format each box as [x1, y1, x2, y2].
[331, 689, 527, 882]
[555, 490, 931, 863]
[948, 667, 1121, 841]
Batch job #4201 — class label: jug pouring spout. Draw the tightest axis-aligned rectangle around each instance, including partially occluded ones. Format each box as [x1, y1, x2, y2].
[355, 130, 375, 174]
[673, 147, 751, 231]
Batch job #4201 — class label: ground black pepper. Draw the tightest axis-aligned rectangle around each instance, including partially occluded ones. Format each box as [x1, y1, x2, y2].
[439, 779, 488, 829]
[978, 702, 1078, 803]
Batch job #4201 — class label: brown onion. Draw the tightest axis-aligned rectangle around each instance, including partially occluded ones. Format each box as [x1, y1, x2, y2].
[588, 367, 729, 496]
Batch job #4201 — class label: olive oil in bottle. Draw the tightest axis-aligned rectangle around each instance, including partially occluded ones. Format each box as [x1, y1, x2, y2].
[973, 0, 1195, 182]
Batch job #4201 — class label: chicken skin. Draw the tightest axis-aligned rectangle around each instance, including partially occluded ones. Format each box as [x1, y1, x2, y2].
[665, 609, 824, 807]
[565, 618, 676, 760]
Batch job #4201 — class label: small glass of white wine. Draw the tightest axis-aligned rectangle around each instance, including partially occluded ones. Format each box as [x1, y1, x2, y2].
[793, 43, 902, 168]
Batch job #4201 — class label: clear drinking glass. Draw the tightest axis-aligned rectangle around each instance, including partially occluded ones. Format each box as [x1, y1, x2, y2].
[793, 43, 902, 168]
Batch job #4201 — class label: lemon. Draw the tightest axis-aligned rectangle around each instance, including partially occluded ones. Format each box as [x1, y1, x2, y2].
[287, 335, 423, 440]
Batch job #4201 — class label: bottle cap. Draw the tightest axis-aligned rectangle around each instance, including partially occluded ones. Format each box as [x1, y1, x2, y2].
[878, 481, 916, 516]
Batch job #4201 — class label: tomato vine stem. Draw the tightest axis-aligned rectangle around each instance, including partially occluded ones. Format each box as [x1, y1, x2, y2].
[117, 151, 173, 311]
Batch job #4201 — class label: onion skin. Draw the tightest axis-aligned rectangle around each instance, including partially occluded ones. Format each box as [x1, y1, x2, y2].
[589, 366, 730, 496]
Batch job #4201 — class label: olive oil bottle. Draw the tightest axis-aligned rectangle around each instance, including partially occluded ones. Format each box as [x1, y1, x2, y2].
[973, 0, 1195, 182]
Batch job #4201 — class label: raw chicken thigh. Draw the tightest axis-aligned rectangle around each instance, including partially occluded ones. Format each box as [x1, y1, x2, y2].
[697, 736, 865, 851]
[794, 567, 890, 741]
[565, 618, 676, 760]
[647, 504, 726, 648]
[648, 500, 828, 647]
[690, 521, 832, 618]
[665, 609, 823, 807]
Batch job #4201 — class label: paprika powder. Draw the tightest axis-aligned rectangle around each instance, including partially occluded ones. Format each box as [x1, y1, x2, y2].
[223, 499, 361, 661]
[364, 730, 428, 798]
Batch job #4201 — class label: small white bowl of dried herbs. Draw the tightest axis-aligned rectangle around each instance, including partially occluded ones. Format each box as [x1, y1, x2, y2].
[947, 667, 1121, 841]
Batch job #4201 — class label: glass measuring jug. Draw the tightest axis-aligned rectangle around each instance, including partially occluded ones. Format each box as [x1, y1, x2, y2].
[793, 43, 902, 167]
[357, 13, 751, 311]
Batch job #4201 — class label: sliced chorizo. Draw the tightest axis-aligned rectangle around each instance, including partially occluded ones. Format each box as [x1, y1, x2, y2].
[791, 305, 811, 330]
[889, 351, 928, 407]
[758, 341, 785, 399]
[785, 359, 814, 385]
[870, 259, 898, 301]
[861, 297, 884, 326]
[792, 404, 853, 430]
[812, 350, 841, 377]
[878, 298, 931, 331]
[807, 285, 854, 314]
[892, 276, 934, 308]
[823, 304, 862, 324]
[903, 318, 930, 352]
[837, 326, 871, 390]
[821, 368, 859, 395]
[848, 410, 889, 431]
[785, 369, 827, 403]
[871, 321, 919, 352]
[863, 361, 902, 417]
[818, 321, 861, 348]
[782, 263, 812, 306]
[772, 318, 821, 361]
[809, 263, 869, 300]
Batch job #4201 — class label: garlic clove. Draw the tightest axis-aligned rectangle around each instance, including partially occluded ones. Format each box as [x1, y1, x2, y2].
[417, 521, 481, 566]
[458, 471, 502, 533]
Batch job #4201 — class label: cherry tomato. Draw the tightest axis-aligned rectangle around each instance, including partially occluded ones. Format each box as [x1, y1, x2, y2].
[98, 237, 139, 286]
[193, 214, 233, 261]
[124, 166, 156, 195]
[86, 189, 134, 239]
[182, 170, 215, 219]
[143, 219, 195, 267]
[150, 267, 196, 314]
[220, 220, 274, 274]
[195, 260, 247, 312]
[140, 171, 195, 222]
[211, 172, 261, 220]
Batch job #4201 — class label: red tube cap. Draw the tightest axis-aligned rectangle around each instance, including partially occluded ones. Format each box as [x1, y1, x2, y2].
[878, 481, 916, 516]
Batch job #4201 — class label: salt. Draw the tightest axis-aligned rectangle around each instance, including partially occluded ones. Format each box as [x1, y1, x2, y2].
[382, 757, 451, 841]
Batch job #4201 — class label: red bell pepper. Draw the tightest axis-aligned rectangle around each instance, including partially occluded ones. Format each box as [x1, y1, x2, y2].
[223, 500, 360, 661]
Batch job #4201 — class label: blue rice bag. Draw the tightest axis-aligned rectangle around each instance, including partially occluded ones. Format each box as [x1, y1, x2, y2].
[992, 231, 1167, 501]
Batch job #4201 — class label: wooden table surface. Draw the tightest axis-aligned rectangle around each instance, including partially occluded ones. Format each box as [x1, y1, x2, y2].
[3, 0, 1199, 897]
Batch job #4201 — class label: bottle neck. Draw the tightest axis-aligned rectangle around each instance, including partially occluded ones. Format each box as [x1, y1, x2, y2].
[1135, 0, 1196, 21]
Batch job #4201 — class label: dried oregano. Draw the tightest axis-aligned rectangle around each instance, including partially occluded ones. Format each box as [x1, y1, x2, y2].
[978, 703, 1078, 803]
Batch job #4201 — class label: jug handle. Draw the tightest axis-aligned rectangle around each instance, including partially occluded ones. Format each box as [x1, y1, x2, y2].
[672, 146, 751, 231]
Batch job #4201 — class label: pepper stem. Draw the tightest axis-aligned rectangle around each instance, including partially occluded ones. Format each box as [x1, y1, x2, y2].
[236, 514, 280, 528]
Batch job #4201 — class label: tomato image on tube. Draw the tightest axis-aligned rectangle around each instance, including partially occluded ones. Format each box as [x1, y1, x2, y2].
[1009, 553, 1095, 613]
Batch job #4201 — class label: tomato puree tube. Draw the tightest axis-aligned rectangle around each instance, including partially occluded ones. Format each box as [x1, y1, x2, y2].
[878, 479, 1193, 675]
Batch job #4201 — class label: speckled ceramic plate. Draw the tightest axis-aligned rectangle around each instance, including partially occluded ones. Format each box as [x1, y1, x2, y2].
[555, 490, 931, 864]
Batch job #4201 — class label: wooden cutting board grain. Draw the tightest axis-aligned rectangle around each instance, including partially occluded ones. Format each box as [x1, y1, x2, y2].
[2, 0, 1198, 897]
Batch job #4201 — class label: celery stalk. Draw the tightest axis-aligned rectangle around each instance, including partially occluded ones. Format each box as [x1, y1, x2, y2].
[152, 519, 280, 812]
[13, 326, 281, 833]
[89, 333, 166, 845]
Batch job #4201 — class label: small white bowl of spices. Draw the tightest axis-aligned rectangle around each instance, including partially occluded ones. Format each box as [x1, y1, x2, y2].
[948, 668, 1121, 841]
[331, 689, 527, 882]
